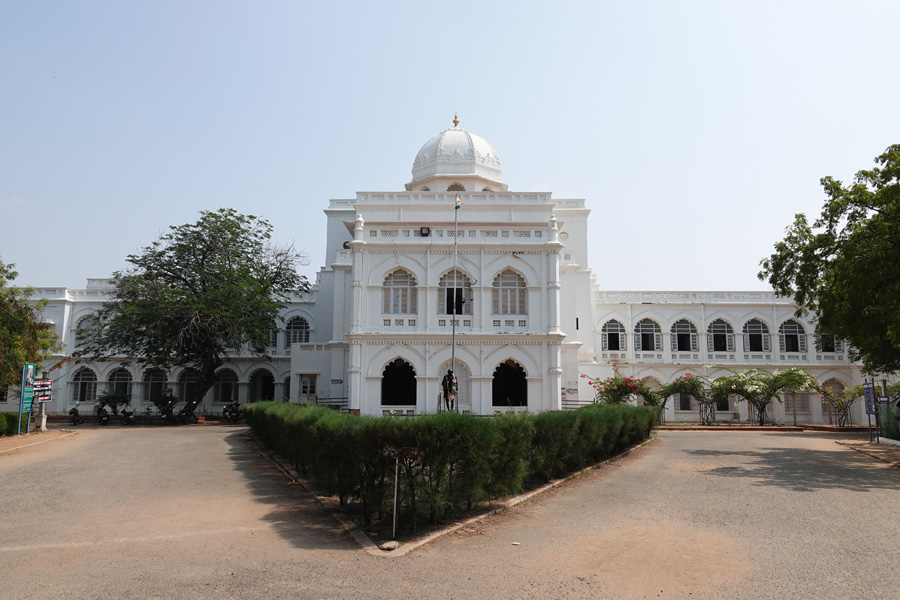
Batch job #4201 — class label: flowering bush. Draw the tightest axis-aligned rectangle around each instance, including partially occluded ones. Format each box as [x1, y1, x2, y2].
[581, 372, 652, 404]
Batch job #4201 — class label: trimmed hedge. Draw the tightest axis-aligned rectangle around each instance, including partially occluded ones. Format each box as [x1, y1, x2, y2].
[1, 412, 25, 436]
[244, 402, 658, 532]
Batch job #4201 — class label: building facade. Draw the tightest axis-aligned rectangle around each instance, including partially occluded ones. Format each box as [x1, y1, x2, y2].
[3, 119, 868, 424]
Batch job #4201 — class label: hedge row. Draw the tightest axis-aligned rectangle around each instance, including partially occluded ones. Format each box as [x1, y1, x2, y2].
[244, 403, 658, 531]
[0, 412, 26, 436]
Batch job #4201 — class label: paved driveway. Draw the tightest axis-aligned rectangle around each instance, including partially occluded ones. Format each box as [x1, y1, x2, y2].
[2, 427, 897, 599]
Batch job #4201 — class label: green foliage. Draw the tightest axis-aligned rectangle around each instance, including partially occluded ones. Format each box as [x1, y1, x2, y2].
[244, 403, 657, 533]
[878, 403, 899, 441]
[716, 368, 819, 425]
[0, 258, 62, 388]
[760, 144, 900, 373]
[75, 209, 309, 405]
[817, 383, 863, 427]
[582, 372, 653, 404]
[96, 389, 131, 416]
[1, 412, 23, 436]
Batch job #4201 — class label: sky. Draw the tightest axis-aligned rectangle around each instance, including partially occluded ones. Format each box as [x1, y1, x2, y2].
[2, 1, 899, 292]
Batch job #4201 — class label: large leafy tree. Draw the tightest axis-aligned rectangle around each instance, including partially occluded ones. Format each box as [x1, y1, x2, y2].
[760, 144, 900, 373]
[77, 209, 308, 407]
[0, 258, 61, 387]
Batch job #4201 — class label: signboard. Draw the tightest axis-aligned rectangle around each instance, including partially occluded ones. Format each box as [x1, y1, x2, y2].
[33, 380, 52, 403]
[20, 363, 35, 412]
[878, 396, 890, 404]
[331, 379, 343, 385]
[865, 397, 876, 415]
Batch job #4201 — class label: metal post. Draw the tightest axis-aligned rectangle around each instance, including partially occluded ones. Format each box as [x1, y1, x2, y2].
[450, 201, 459, 413]
[392, 456, 400, 540]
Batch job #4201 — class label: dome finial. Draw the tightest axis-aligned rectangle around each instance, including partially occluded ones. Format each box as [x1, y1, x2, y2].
[453, 113, 459, 128]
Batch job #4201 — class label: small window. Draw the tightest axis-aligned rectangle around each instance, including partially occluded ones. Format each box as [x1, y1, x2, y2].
[440, 270, 473, 315]
[285, 317, 310, 346]
[492, 270, 527, 315]
[382, 269, 418, 315]
[779, 320, 806, 353]
[707, 319, 735, 352]
[743, 319, 770, 352]
[634, 319, 662, 352]
[214, 369, 238, 403]
[671, 320, 698, 352]
[602, 320, 626, 351]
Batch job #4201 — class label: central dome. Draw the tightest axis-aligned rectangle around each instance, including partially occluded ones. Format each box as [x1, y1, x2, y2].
[407, 116, 504, 191]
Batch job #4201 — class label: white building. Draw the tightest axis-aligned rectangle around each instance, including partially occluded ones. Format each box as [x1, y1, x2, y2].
[3, 118, 867, 424]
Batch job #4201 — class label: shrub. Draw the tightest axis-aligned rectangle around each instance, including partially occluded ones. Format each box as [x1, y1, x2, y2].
[245, 403, 656, 534]
[0, 413, 7, 436]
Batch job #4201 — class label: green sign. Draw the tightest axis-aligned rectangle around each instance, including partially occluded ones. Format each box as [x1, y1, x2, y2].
[19, 363, 35, 435]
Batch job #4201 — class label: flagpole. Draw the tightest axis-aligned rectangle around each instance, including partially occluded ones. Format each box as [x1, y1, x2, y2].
[451, 195, 458, 413]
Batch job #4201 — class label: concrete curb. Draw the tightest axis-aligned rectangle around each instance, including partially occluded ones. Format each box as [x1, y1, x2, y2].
[835, 440, 900, 468]
[245, 433, 656, 557]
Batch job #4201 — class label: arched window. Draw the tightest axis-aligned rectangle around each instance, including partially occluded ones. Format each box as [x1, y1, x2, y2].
[142, 369, 166, 404]
[284, 317, 310, 347]
[439, 270, 473, 315]
[382, 269, 418, 315]
[743, 319, 771, 352]
[634, 319, 662, 352]
[492, 360, 527, 407]
[601, 320, 626, 351]
[381, 359, 416, 406]
[248, 369, 275, 403]
[492, 270, 527, 315]
[179, 369, 201, 404]
[779, 320, 807, 353]
[74, 314, 99, 350]
[816, 332, 844, 354]
[671, 320, 698, 352]
[214, 369, 238, 403]
[707, 319, 735, 352]
[72, 368, 97, 403]
[447, 183, 465, 192]
[107, 368, 133, 400]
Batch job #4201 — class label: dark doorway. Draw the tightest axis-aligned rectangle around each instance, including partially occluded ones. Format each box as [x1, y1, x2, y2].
[382, 359, 416, 406]
[492, 359, 527, 407]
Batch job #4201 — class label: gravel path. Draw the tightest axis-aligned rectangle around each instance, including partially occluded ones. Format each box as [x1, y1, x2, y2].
[2, 427, 897, 599]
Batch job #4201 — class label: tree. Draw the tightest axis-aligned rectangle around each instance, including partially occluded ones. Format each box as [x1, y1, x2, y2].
[0, 258, 61, 388]
[760, 144, 900, 373]
[77, 209, 308, 409]
[817, 383, 863, 427]
[659, 373, 731, 426]
[717, 368, 819, 426]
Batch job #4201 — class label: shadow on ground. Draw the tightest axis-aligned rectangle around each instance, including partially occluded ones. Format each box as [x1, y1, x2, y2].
[220, 427, 356, 551]
[686, 435, 900, 493]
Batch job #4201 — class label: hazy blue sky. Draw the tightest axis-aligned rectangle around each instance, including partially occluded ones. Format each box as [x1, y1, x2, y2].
[2, 1, 898, 291]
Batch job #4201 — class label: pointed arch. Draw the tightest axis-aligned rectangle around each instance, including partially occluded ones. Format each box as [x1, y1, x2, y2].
[778, 319, 807, 353]
[439, 269, 473, 315]
[671, 319, 698, 352]
[602, 319, 626, 351]
[492, 269, 527, 315]
[492, 359, 527, 407]
[634, 319, 662, 352]
[707, 319, 735, 352]
[71, 367, 97, 403]
[743, 319, 771, 352]
[383, 269, 418, 315]
[285, 316, 310, 346]
[381, 358, 416, 406]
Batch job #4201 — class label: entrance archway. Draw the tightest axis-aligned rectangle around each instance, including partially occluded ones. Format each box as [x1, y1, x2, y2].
[382, 359, 416, 406]
[492, 359, 527, 407]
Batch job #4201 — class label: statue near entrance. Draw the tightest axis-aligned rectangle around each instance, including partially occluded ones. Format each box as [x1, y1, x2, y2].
[441, 369, 458, 412]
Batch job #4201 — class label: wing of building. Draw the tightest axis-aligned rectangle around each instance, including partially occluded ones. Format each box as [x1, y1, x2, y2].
[6, 118, 866, 424]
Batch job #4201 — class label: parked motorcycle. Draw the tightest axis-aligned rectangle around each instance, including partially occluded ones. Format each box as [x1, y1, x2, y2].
[177, 399, 200, 425]
[223, 401, 243, 424]
[95, 403, 110, 426]
[69, 402, 84, 426]
[120, 405, 135, 425]
[160, 399, 178, 426]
